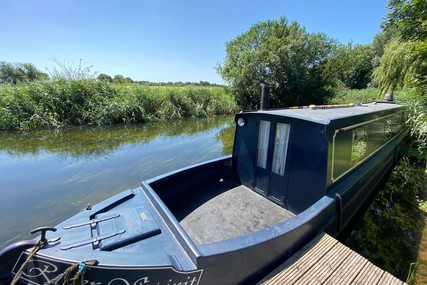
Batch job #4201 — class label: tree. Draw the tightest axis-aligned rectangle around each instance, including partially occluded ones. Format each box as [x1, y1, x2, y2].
[371, 30, 394, 67]
[0, 61, 22, 84]
[384, 0, 427, 42]
[380, 0, 427, 152]
[329, 43, 375, 89]
[381, 0, 427, 91]
[97, 73, 113, 83]
[113, 74, 125, 84]
[217, 17, 337, 109]
[0, 61, 48, 84]
[17, 63, 48, 82]
[373, 39, 415, 94]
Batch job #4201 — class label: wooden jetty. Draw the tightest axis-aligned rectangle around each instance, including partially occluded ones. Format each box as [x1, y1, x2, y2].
[260, 232, 407, 285]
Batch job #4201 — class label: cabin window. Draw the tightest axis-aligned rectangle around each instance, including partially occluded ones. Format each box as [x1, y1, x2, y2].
[385, 113, 404, 141]
[351, 127, 368, 164]
[272, 123, 290, 176]
[256, 120, 271, 169]
[331, 110, 405, 183]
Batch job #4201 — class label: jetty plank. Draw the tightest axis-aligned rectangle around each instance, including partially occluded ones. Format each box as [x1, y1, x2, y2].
[260, 232, 407, 285]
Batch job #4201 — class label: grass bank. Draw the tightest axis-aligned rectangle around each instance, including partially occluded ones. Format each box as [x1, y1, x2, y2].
[0, 79, 237, 130]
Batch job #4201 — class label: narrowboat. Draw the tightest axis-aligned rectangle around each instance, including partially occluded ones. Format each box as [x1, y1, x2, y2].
[0, 93, 408, 285]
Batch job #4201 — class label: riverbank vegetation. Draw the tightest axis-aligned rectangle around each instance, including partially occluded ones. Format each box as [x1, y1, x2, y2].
[0, 80, 236, 130]
[344, 154, 426, 281]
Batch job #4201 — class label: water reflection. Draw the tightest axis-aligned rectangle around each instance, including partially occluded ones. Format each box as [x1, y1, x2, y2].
[344, 157, 425, 280]
[0, 116, 235, 247]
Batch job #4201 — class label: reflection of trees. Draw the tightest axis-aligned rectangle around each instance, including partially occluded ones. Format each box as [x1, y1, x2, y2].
[216, 124, 235, 156]
[344, 157, 425, 280]
[0, 116, 235, 158]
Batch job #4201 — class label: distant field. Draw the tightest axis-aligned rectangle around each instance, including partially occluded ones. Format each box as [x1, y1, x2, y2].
[0, 80, 237, 130]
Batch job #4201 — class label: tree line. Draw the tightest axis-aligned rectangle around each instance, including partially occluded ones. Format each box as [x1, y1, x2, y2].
[0, 61, 223, 87]
[97, 73, 224, 87]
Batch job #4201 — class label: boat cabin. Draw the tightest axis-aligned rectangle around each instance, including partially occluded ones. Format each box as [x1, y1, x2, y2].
[233, 103, 406, 213]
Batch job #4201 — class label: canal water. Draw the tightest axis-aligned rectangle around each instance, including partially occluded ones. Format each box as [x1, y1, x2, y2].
[343, 156, 425, 281]
[0, 116, 422, 281]
[0, 116, 235, 248]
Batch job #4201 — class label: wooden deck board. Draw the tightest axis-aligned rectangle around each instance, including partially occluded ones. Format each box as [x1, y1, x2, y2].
[324, 250, 368, 285]
[261, 233, 337, 285]
[378, 272, 404, 285]
[259, 232, 407, 285]
[355, 261, 384, 285]
[295, 241, 351, 284]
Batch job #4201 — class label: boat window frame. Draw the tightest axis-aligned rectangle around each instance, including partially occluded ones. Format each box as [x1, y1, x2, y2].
[351, 126, 368, 164]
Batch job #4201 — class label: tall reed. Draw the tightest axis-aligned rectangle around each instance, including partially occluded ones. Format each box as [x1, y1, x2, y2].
[0, 80, 237, 130]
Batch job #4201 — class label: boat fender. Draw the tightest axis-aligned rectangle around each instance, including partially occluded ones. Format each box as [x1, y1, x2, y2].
[335, 193, 343, 233]
[0, 239, 37, 281]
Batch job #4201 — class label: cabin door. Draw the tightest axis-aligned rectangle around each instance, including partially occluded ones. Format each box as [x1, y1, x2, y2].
[254, 120, 291, 204]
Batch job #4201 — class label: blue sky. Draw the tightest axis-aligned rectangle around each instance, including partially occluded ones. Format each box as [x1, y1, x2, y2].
[1, 0, 389, 84]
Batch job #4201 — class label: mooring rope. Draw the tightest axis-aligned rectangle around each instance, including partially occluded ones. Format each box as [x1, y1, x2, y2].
[41, 260, 98, 285]
[10, 240, 44, 285]
[10, 239, 96, 285]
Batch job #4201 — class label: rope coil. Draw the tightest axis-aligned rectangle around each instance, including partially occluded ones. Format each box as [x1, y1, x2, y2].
[48, 260, 97, 285]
